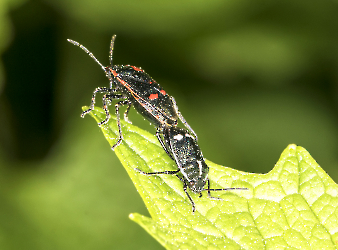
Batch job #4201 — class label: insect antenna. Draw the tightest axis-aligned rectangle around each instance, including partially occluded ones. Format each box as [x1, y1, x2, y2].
[202, 185, 248, 200]
[109, 35, 117, 66]
[67, 39, 106, 73]
[205, 187, 248, 192]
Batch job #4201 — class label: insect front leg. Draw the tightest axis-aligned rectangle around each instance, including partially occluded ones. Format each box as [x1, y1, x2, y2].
[135, 168, 179, 175]
[81, 87, 110, 118]
[98, 93, 124, 126]
[177, 176, 196, 212]
[111, 99, 132, 150]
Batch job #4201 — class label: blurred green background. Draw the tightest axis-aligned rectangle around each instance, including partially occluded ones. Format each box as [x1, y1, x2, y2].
[1, 0, 338, 249]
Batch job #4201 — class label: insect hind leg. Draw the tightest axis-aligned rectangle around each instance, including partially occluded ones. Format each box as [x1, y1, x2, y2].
[170, 96, 198, 141]
[156, 126, 175, 161]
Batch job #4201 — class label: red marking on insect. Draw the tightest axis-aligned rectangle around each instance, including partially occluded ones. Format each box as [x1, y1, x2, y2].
[160, 90, 166, 95]
[149, 93, 158, 100]
[110, 69, 141, 100]
[111, 70, 118, 77]
[131, 66, 143, 72]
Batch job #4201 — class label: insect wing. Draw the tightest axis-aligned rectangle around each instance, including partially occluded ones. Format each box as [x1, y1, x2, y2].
[116, 67, 177, 125]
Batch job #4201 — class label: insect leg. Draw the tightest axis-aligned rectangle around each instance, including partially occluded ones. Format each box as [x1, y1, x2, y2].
[124, 103, 132, 124]
[81, 87, 110, 118]
[111, 100, 132, 150]
[205, 179, 222, 200]
[204, 179, 248, 199]
[177, 176, 196, 212]
[135, 168, 179, 175]
[170, 96, 198, 141]
[98, 93, 124, 126]
[135, 168, 196, 212]
[156, 126, 174, 161]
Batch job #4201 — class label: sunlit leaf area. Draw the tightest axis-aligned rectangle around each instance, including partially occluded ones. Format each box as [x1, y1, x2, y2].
[91, 108, 338, 250]
[1, 0, 338, 249]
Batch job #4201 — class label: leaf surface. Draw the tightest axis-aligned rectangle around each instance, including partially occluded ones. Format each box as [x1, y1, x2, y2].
[87, 107, 338, 250]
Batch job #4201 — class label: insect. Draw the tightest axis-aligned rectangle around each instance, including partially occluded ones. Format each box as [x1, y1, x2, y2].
[67, 35, 197, 150]
[135, 126, 248, 212]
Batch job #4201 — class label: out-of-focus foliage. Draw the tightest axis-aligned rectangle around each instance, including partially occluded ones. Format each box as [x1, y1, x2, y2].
[1, 0, 338, 249]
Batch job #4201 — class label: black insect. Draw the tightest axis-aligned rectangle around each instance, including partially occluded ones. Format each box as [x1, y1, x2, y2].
[67, 35, 196, 150]
[136, 126, 248, 212]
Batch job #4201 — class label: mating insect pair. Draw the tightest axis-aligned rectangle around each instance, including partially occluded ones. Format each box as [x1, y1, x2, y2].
[68, 35, 247, 212]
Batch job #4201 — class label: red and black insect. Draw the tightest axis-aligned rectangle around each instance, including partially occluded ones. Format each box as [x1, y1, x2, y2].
[136, 126, 248, 212]
[68, 35, 197, 150]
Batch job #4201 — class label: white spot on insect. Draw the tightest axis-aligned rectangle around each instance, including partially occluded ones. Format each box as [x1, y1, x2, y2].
[185, 133, 195, 139]
[197, 160, 203, 175]
[173, 134, 184, 141]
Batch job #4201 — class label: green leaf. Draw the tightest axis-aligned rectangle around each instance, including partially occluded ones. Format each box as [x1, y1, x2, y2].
[86, 107, 338, 250]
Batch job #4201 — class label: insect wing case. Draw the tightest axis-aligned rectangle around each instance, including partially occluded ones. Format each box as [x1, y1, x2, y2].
[113, 65, 178, 126]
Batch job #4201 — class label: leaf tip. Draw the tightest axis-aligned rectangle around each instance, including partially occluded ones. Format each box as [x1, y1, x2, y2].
[287, 144, 297, 150]
[82, 106, 89, 112]
[129, 213, 136, 220]
[129, 213, 149, 225]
